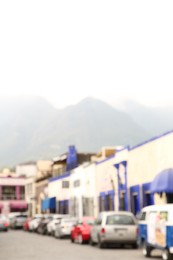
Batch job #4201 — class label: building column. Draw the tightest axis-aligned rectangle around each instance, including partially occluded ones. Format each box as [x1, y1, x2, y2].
[121, 161, 128, 211]
[16, 186, 20, 200]
[114, 164, 120, 210]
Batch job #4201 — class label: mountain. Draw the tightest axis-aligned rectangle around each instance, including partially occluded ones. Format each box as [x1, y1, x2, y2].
[116, 99, 173, 136]
[0, 96, 57, 167]
[31, 97, 150, 155]
[0, 95, 168, 168]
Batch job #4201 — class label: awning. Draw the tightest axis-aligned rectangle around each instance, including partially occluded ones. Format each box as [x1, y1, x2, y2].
[49, 197, 56, 210]
[10, 201, 27, 209]
[150, 168, 173, 193]
[41, 197, 56, 210]
[42, 198, 50, 210]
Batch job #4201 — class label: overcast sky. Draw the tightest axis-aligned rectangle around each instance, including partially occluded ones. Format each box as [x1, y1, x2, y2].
[0, 1, 173, 108]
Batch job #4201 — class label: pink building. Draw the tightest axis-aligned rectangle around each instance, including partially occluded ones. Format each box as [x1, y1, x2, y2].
[0, 172, 27, 214]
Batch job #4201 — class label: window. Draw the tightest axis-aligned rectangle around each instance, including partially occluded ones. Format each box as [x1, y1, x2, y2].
[2, 186, 16, 200]
[62, 181, 69, 188]
[95, 215, 102, 225]
[77, 219, 83, 225]
[73, 180, 80, 187]
[106, 214, 135, 225]
[140, 212, 146, 221]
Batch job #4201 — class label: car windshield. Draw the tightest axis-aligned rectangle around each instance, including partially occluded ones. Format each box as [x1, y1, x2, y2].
[86, 219, 94, 225]
[106, 215, 135, 225]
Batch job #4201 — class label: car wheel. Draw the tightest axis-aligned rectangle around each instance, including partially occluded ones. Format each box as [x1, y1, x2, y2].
[98, 236, 105, 249]
[132, 242, 138, 249]
[162, 249, 173, 260]
[142, 241, 152, 257]
[55, 231, 59, 239]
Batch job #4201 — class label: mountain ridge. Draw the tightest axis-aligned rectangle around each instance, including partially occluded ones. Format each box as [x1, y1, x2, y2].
[0, 95, 171, 168]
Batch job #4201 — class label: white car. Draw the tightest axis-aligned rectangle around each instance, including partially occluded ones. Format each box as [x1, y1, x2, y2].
[54, 217, 77, 238]
[28, 214, 43, 232]
[47, 214, 69, 236]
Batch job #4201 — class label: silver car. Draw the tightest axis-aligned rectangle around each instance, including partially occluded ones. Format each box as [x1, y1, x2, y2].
[11, 214, 28, 229]
[90, 211, 138, 248]
[55, 217, 77, 238]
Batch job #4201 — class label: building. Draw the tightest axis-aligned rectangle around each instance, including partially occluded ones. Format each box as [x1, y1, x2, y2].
[70, 162, 97, 218]
[16, 162, 37, 216]
[0, 169, 27, 215]
[46, 146, 94, 214]
[113, 130, 173, 215]
[35, 160, 52, 214]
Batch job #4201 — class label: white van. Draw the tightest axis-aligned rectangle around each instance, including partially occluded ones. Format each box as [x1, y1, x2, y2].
[139, 204, 173, 260]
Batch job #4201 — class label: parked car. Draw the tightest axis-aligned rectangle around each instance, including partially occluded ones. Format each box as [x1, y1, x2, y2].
[90, 211, 138, 248]
[0, 215, 9, 231]
[47, 214, 66, 236]
[37, 215, 53, 235]
[28, 214, 43, 232]
[55, 217, 77, 238]
[23, 217, 32, 231]
[8, 212, 21, 228]
[71, 216, 95, 244]
[10, 214, 28, 229]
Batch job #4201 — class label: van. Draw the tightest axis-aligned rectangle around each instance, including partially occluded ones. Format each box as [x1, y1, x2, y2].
[138, 204, 173, 260]
[90, 211, 138, 248]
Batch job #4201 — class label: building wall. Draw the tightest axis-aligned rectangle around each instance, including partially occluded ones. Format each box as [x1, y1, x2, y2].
[128, 132, 173, 187]
[70, 166, 85, 218]
[95, 156, 118, 214]
[125, 133, 173, 210]
[83, 163, 97, 217]
[25, 177, 36, 216]
[35, 179, 48, 214]
[16, 164, 37, 177]
[0, 177, 27, 215]
[48, 175, 70, 201]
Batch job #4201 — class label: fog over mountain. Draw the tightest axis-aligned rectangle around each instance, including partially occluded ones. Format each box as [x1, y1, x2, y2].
[0, 95, 172, 168]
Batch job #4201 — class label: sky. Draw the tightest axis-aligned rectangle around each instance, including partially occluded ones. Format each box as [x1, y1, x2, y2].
[0, 1, 173, 109]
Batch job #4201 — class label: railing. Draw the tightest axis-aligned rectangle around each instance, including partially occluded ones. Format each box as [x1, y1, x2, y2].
[1, 195, 25, 200]
[1, 195, 17, 200]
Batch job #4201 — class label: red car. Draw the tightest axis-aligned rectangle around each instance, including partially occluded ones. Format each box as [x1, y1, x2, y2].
[71, 216, 95, 244]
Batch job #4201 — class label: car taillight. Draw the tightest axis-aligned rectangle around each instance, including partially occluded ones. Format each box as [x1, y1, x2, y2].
[4, 222, 9, 227]
[101, 228, 105, 234]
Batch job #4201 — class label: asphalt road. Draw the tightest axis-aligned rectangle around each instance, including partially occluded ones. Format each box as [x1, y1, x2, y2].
[0, 230, 162, 260]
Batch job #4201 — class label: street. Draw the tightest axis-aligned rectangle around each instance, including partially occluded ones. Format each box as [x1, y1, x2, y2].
[0, 231, 162, 260]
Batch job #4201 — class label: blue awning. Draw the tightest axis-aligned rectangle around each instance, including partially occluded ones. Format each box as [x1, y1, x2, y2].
[42, 198, 50, 210]
[150, 168, 173, 193]
[49, 197, 56, 209]
[42, 197, 56, 210]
